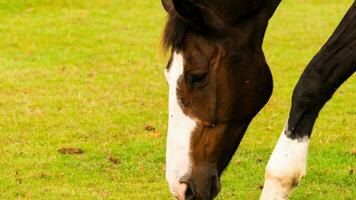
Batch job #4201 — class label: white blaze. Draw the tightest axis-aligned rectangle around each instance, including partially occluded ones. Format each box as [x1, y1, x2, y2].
[165, 52, 196, 199]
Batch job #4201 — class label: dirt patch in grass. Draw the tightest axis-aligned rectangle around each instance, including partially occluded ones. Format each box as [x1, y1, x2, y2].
[109, 156, 121, 165]
[57, 147, 84, 155]
[144, 125, 155, 131]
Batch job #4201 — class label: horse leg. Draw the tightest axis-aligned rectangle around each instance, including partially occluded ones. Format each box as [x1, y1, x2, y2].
[261, 2, 356, 199]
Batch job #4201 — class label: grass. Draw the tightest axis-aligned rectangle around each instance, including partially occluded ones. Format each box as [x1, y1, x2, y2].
[0, 0, 354, 199]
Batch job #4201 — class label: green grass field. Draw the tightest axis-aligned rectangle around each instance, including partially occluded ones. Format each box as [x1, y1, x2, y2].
[0, 0, 355, 199]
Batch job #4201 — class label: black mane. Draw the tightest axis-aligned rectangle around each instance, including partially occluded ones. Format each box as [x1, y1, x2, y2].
[162, 13, 189, 52]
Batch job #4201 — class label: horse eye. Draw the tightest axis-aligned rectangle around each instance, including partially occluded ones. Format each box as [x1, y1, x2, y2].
[186, 72, 208, 87]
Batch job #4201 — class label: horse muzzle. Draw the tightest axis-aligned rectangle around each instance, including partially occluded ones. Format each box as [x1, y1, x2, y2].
[177, 172, 221, 200]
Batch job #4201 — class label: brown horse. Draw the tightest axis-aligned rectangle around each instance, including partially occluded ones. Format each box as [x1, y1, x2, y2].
[161, 0, 355, 199]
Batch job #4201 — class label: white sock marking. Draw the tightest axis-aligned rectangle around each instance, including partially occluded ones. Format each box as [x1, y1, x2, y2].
[261, 123, 309, 199]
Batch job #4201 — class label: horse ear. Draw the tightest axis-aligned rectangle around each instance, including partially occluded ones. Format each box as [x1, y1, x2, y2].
[161, 0, 174, 13]
[171, 0, 225, 31]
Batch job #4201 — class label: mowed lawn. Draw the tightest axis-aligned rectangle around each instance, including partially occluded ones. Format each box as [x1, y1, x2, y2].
[0, 0, 354, 199]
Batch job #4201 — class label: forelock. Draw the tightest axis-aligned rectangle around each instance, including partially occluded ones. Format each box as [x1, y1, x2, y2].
[162, 13, 188, 52]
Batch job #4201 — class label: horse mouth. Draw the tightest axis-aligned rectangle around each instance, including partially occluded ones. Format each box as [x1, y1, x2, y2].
[177, 174, 221, 200]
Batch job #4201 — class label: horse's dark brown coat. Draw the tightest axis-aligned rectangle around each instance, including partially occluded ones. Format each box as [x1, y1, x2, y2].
[162, 0, 356, 199]
[286, 1, 356, 139]
[162, 0, 281, 199]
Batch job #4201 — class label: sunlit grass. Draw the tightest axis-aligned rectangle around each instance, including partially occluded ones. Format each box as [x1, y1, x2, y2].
[0, 0, 354, 199]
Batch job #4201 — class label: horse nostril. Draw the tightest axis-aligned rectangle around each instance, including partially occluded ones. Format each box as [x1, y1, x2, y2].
[179, 174, 195, 200]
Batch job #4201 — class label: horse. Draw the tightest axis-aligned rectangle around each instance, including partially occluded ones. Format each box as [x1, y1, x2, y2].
[161, 0, 355, 199]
